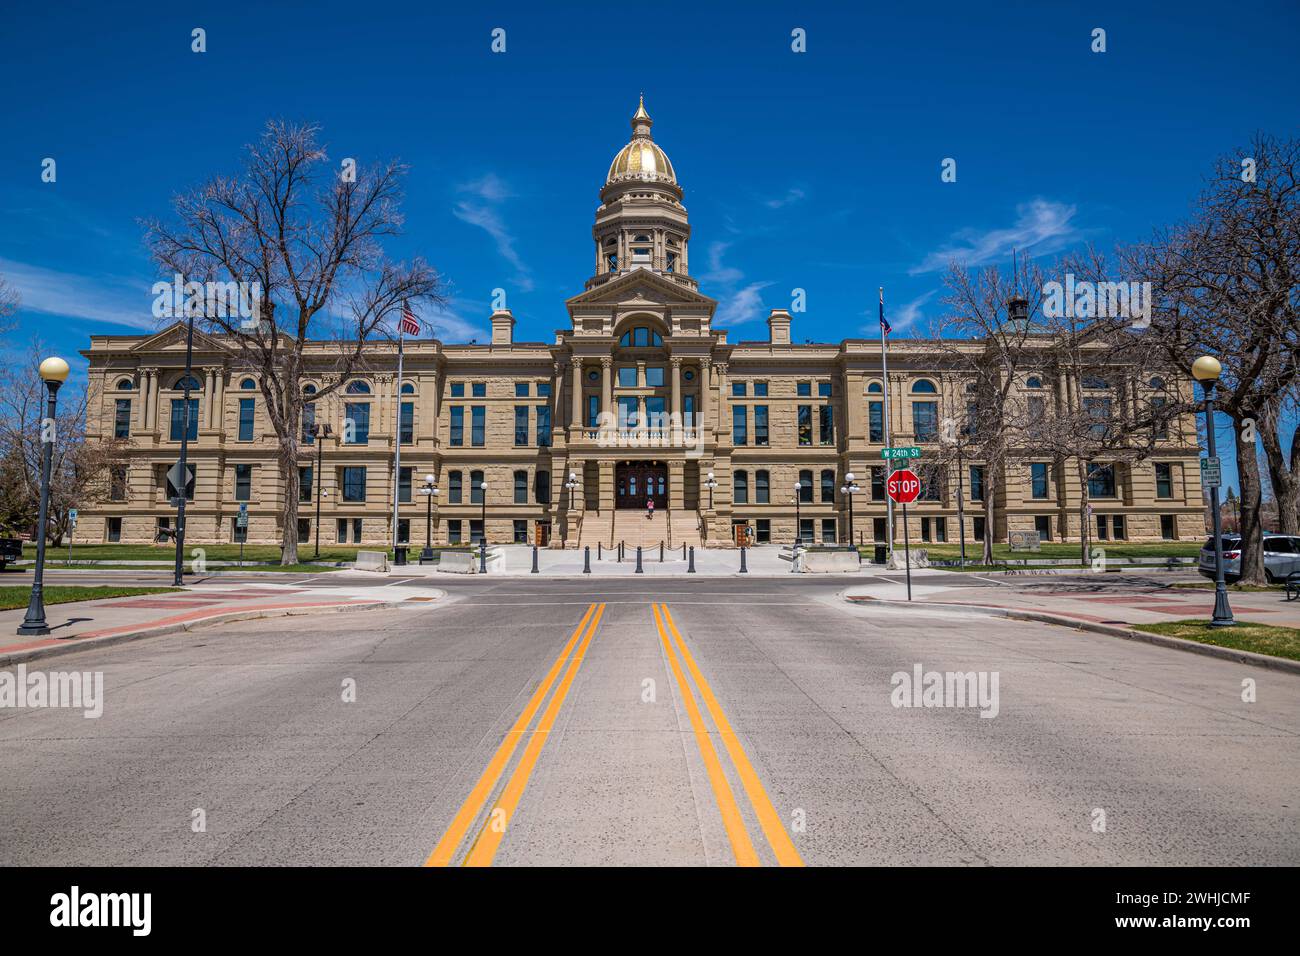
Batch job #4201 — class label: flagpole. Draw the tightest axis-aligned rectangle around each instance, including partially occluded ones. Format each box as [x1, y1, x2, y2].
[880, 287, 894, 554]
[391, 309, 405, 557]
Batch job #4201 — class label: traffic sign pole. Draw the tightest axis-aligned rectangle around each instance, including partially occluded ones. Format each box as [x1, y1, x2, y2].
[902, 499, 912, 601]
[886, 468, 920, 601]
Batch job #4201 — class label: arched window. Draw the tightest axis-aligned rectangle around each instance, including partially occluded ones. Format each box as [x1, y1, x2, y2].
[536, 470, 551, 504]
[620, 326, 664, 347]
[1025, 376, 1043, 389]
[821, 469, 835, 503]
[867, 382, 883, 393]
[173, 374, 202, 391]
[514, 470, 528, 504]
[400, 382, 416, 395]
[633, 234, 651, 242]
[447, 471, 462, 504]
[734, 470, 749, 505]
[1149, 376, 1166, 389]
[470, 470, 485, 504]
[240, 377, 257, 390]
[911, 379, 938, 394]
[798, 469, 813, 503]
[302, 383, 317, 395]
[346, 380, 371, 395]
[116, 378, 134, 390]
[755, 470, 770, 504]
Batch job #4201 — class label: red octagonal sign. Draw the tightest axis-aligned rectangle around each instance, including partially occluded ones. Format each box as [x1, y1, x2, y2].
[886, 468, 921, 504]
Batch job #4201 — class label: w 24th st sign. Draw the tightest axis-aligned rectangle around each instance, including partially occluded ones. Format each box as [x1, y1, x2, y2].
[887, 469, 921, 504]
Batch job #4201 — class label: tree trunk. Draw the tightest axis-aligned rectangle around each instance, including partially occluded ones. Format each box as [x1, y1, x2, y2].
[981, 474, 996, 565]
[1258, 404, 1300, 534]
[279, 428, 300, 566]
[1077, 459, 1091, 567]
[1235, 420, 1267, 585]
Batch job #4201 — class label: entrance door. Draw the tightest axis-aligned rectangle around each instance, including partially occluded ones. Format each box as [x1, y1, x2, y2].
[616, 462, 668, 509]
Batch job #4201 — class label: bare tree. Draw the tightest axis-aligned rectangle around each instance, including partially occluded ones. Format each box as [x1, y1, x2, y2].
[142, 120, 444, 564]
[928, 257, 1049, 565]
[1122, 133, 1300, 584]
[0, 343, 132, 545]
[0, 273, 19, 336]
[1257, 385, 1300, 533]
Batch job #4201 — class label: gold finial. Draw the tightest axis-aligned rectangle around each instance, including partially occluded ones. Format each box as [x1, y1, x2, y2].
[632, 93, 651, 123]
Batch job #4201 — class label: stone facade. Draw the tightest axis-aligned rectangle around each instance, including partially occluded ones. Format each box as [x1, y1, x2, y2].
[78, 100, 1205, 550]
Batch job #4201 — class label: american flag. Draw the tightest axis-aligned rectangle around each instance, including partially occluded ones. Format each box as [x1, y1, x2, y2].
[398, 302, 420, 337]
[879, 288, 892, 335]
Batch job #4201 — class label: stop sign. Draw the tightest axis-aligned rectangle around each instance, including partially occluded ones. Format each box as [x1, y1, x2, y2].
[887, 469, 921, 504]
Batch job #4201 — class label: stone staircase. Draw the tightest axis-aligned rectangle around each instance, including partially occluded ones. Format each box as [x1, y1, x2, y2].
[574, 508, 702, 552]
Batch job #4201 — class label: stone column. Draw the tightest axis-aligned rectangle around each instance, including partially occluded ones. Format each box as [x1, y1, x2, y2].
[421, 371, 439, 443]
[213, 369, 225, 438]
[571, 359, 583, 429]
[668, 459, 685, 510]
[203, 368, 216, 428]
[138, 369, 153, 430]
[600, 357, 613, 427]
[670, 357, 682, 443]
[715, 362, 730, 444]
[552, 361, 565, 431]
[699, 359, 711, 442]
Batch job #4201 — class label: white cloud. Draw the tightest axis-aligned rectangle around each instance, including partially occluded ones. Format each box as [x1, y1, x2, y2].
[765, 187, 806, 209]
[715, 281, 773, 327]
[0, 256, 159, 331]
[453, 174, 534, 292]
[700, 241, 743, 286]
[866, 289, 935, 336]
[909, 199, 1080, 275]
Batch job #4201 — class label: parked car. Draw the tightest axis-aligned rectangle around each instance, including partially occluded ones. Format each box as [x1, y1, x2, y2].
[0, 536, 22, 571]
[1198, 533, 1300, 583]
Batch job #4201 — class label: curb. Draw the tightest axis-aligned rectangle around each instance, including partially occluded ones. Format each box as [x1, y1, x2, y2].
[842, 593, 1300, 675]
[0, 599, 410, 667]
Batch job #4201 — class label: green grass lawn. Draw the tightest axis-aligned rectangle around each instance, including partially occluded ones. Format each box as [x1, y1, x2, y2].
[0, 586, 182, 611]
[858, 541, 1202, 561]
[1133, 619, 1300, 662]
[20, 543, 473, 568]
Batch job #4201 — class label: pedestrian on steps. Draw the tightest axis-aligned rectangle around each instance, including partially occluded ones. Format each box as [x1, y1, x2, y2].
[646, 497, 655, 520]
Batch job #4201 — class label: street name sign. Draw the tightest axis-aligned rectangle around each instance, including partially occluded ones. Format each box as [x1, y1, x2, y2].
[881, 446, 922, 460]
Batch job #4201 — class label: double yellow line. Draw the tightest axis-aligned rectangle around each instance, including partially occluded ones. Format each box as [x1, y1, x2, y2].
[425, 602, 606, 867]
[652, 603, 804, 867]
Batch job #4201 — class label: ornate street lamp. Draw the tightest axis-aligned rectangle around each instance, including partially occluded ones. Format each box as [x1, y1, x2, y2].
[564, 471, 580, 547]
[840, 472, 860, 546]
[1192, 356, 1234, 626]
[793, 480, 804, 546]
[479, 479, 489, 573]
[18, 356, 70, 636]
[703, 470, 717, 510]
[418, 473, 439, 562]
[311, 421, 333, 559]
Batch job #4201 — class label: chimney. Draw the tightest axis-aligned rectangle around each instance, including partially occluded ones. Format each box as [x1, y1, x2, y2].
[490, 309, 515, 346]
[767, 309, 792, 345]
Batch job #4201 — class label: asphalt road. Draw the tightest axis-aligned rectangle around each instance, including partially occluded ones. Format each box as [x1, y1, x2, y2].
[1, 576, 1295, 866]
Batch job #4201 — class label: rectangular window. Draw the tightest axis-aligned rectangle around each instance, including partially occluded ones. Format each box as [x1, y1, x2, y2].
[470, 519, 484, 545]
[819, 405, 834, 445]
[921, 517, 932, 542]
[515, 471, 528, 504]
[797, 381, 812, 397]
[873, 517, 887, 542]
[302, 403, 316, 444]
[732, 406, 747, 445]
[644, 397, 665, 429]
[1088, 463, 1116, 498]
[1112, 515, 1126, 540]
[1031, 462, 1049, 499]
[470, 475, 484, 505]
[1155, 463, 1173, 499]
[299, 466, 312, 503]
[448, 471, 462, 504]
[114, 399, 132, 439]
[731, 381, 746, 397]
[754, 382, 768, 397]
[617, 366, 637, 387]
[397, 518, 410, 545]
[515, 406, 529, 446]
[513, 520, 529, 543]
[447, 519, 462, 544]
[912, 402, 938, 442]
[821, 517, 837, 543]
[754, 405, 769, 445]
[587, 395, 600, 428]
[869, 401, 884, 443]
[449, 406, 464, 446]
[471, 382, 486, 398]
[734, 470, 749, 505]
[799, 518, 814, 545]
[110, 466, 128, 502]
[337, 518, 348, 543]
[1026, 397, 1045, 437]
[969, 465, 984, 502]
[169, 398, 198, 441]
[537, 405, 552, 446]
[820, 471, 835, 503]
[755, 470, 770, 504]
[818, 382, 832, 398]
[234, 464, 252, 501]
[471, 406, 486, 446]
[342, 466, 367, 502]
[871, 466, 885, 501]
[344, 402, 370, 444]
[353, 518, 363, 543]
[106, 516, 122, 542]
[617, 396, 638, 429]
[535, 471, 551, 505]
[1096, 515, 1109, 541]
[756, 518, 771, 543]
[798, 405, 812, 445]
[399, 467, 412, 504]
[683, 394, 695, 429]
[297, 518, 310, 541]
[645, 367, 664, 387]
[238, 398, 255, 441]
[1034, 515, 1052, 541]
[399, 402, 414, 444]
[1160, 514, 1176, 540]
[973, 516, 986, 542]
[934, 517, 947, 542]
[920, 465, 942, 501]
[450, 382, 465, 398]
[537, 382, 551, 398]
[515, 382, 530, 397]
[1084, 397, 1112, 438]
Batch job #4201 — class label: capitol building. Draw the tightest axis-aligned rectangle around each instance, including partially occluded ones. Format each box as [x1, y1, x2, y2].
[79, 99, 1206, 551]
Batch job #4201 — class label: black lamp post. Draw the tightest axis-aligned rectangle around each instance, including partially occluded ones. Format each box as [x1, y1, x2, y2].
[793, 480, 804, 546]
[478, 479, 488, 573]
[18, 357, 70, 636]
[312, 422, 333, 559]
[171, 306, 197, 587]
[840, 472, 859, 546]
[1192, 355, 1235, 627]
[419, 473, 438, 562]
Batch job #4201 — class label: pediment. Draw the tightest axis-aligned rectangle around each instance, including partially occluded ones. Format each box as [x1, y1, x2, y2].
[566, 269, 716, 311]
[128, 322, 230, 354]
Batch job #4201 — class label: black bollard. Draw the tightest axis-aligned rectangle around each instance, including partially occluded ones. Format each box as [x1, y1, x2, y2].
[584, 546, 591, 574]
[660, 541, 664, 563]
[687, 547, 696, 573]
[682, 543, 687, 560]
[479, 541, 487, 574]
[740, 546, 748, 574]
[531, 545, 539, 574]
[598, 542, 602, 560]
[635, 546, 643, 573]
[618, 542, 623, 563]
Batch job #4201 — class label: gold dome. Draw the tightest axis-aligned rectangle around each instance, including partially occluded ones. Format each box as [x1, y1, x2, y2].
[606, 96, 677, 185]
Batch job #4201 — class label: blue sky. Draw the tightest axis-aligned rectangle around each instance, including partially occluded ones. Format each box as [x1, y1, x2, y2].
[2, 0, 1298, 491]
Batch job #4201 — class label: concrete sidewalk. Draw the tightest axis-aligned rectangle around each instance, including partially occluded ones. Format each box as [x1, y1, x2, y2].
[402, 543, 836, 576]
[0, 580, 442, 665]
